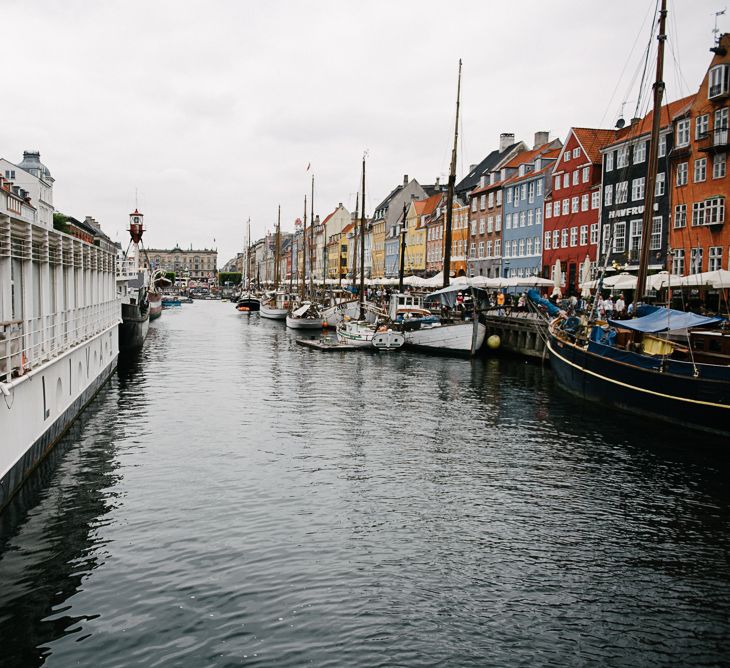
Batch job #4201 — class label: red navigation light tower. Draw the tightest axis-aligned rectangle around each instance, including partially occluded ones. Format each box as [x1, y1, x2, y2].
[129, 209, 145, 244]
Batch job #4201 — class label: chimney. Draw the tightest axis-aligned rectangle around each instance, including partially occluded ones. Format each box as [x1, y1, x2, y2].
[435, 176, 440, 187]
[403, 174, 409, 186]
[338, 202, 342, 208]
[533, 131, 550, 149]
[500, 133, 515, 151]
[469, 164, 477, 173]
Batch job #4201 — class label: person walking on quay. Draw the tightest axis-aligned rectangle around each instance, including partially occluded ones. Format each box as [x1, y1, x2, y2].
[604, 295, 614, 319]
[497, 290, 505, 315]
[615, 294, 626, 318]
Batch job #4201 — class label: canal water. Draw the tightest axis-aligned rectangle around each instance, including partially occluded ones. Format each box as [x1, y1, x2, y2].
[1, 301, 729, 667]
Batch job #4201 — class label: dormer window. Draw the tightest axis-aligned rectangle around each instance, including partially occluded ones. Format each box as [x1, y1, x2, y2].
[519, 164, 526, 177]
[709, 64, 729, 99]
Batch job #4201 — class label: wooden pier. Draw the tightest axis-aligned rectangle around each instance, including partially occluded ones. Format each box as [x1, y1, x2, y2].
[482, 312, 549, 362]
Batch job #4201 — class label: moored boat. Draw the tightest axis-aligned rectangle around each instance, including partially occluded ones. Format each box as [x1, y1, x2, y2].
[260, 291, 294, 320]
[286, 302, 325, 329]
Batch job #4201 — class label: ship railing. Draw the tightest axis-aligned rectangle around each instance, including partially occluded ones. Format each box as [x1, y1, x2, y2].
[0, 299, 121, 379]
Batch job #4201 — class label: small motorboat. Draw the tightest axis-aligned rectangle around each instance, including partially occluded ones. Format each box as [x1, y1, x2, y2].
[236, 293, 260, 313]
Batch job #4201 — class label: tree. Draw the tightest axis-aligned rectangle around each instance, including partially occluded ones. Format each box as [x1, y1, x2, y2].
[218, 272, 242, 286]
[164, 272, 176, 283]
[53, 212, 71, 234]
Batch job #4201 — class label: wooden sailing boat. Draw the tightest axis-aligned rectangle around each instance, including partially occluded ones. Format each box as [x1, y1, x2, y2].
[395, 59, 487, 356]
[541, 0, 730, 435]
[261, 205, 293, 320]
[236, 218, 260, 313]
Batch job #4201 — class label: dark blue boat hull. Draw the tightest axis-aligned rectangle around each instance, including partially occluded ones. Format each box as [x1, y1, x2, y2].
[547, 330, 730, 436]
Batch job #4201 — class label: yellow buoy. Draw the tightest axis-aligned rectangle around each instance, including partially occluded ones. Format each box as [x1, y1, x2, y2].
[487, 334, 501, 350]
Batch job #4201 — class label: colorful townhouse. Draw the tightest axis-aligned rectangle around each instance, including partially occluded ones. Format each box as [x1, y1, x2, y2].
[668, 33, 730, 277]
[404, 194, 440, 276]
[425, 196, 445, 275]
[450, 200, 469, 276]
[501, 134, 562, 280]
[542, 127, 615, 292]
[599, 96, 693, 281]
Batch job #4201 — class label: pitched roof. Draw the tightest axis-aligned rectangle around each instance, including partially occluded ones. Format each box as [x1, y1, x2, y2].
[572, 127, 621, 163]
[455, 142, 522, 195]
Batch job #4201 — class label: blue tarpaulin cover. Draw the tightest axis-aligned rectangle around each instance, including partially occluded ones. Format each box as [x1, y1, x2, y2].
[608, 308, 724, 333]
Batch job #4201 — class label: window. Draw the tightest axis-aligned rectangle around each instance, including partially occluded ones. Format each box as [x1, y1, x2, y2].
[553, 201, 560, 217]
[658, 134, 667, 157]
[480, 195, 486, 210]
[554, 175, 561, 190]
[471, 220, 477, 235]
[674, 204, 687, 228]
[505, 213, 511, 230]
[713, 153, 726, 179]
[486, 240, 492, 257]
[4, 169, 15, 180]
[631, 177, 645, 201]
[527, 210, 534, 226]
[506, 188, 513, 204]
[709, 246, 723, 271]
[604, 184, 613, 206]
[692, 201, 706, 226]
[495, 214, 501, 231]
[709, 64, 730, 99]
[696, 114, 709, 139]
[496, 190, 502, 206]
[592, 191, 600, 209]
[571, 197, 579, 213]
[528, 181, 535, 202]
[526, 237, 533, 255]
[519, 211, 526, 227]
[572, 147, 580, 159]
[488, 192, 494, 208]
[694, 158, 707, 183]
[633, 141, 646, 164]
[617, 146, 629, 168]
[714, 107, 728, 144]
[602, 225, 611, 254]
[580, 225, 588, 245]
[553, 230, 559, 248]
[572, 170, 579, 186]
[545, 204, 552, 219]
[478, 241, 485, 258]
[690, 247, 703, 274]
[561, 229, 568, 247]
[521, 184, 527, 201]
[471, 198, 477, 212]
[562, 173, 569, 188]
[494, 239, 501, 256]
[564, 152, 570, 162]
[479, 218, 486, 234]
[536, 179, 543, 196]
[629, 219, 642, 252]
[534, 236, 541, 256]
[544, 231, 551, 250]
[562, 199, 569, 215]
[590, 223, 599, 244]
[535, 209, 542, 227]
[672, 249, 685, 275]
[650, 216, 662, 250]
[676, 162, 688, 186]
[676, 118, 690, 147]
[655, 172, 665, 197]
[706, 197, 725, 225]
[615, 181, 628, 204]
[613, 222, 626, 252]
[487, 216, 493, 234]
[605, 151, 614, 172]
[582, 166, 590, 183]
[518, 239, 525, 256]
[469, 242, 476, 258]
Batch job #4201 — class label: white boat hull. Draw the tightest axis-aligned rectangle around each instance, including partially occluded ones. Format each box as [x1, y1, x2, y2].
[321, 301, 364, 327]
[0, 325, 119, 511]
[336, 326, 374, 347]
[260, 304, 288, 320]
[404, 321, 486, 355]
[286, 315, 324, 330]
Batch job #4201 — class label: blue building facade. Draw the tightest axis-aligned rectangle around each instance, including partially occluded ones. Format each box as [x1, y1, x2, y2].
[501, 145, 560, 279]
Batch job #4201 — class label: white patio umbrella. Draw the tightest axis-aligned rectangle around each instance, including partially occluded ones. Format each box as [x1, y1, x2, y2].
[551, 259, 562, 298]
[647, 271, 672, 291]
[679, 269, 730, 288]
[604, 272, 637, 290]
[580, 256, 592, 298]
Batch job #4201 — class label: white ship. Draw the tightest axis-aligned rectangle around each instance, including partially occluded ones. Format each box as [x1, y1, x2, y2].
[0, 152, 121, 511]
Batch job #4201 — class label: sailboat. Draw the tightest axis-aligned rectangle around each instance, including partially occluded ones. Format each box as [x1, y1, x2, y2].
[539, 0, 730, 435]
[286, 192, 325, 329]
[236, 218, 260, 313]
[261, 206, 294, 320]
[395, 60, 487, 356]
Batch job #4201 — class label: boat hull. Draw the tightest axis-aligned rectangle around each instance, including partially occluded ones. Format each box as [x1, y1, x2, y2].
[286, 315, 324, 330]
[336, 326, 374, 347]
[260, 304, 288, 320]
[119, 302, 150, 353]
[0, 326, 119, 512]
[149, 292, 162, 321]
[236, 297, 261, 313]
[404, 321, 486, 356]
[546, 329, 730, 436]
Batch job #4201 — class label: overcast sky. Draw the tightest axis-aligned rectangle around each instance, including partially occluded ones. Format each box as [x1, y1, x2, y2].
[2, 0, 722, 264]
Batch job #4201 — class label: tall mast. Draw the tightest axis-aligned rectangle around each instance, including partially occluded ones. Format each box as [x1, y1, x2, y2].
[359, 155, 366, 320]
[246, 218, 251, 291]
[274, 205, 281, 290]
[310, 174, 315, 298]
[398, 203, 407, 292]
[443, 58, 462, 289]
[635, 0, 667, 302]
[302, 195, 307, 299]
[352, 191, 359, 291]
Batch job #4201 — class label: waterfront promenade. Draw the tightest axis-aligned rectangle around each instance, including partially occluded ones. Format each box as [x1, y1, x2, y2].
[0, 301, 728, 667]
